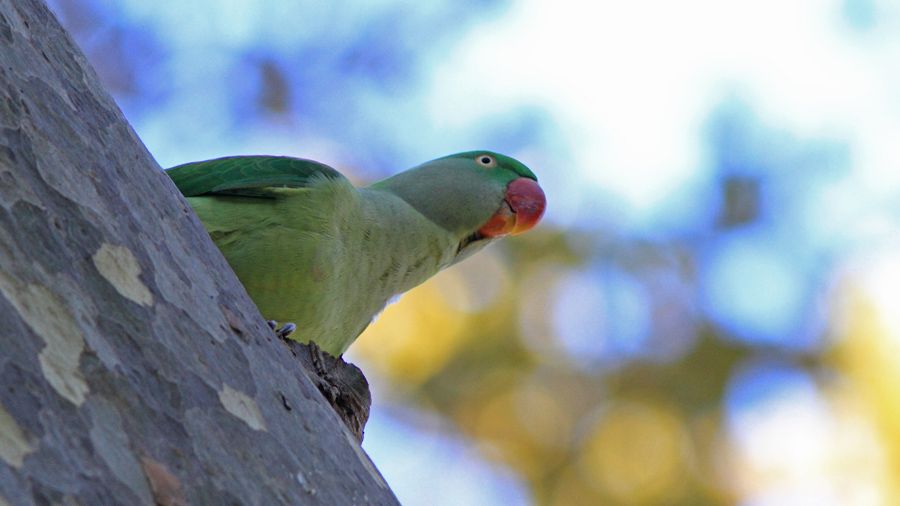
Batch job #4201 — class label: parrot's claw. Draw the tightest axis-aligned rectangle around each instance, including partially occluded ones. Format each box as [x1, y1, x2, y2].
[277, 323, 297, 339]
[267, 320, 296, 339]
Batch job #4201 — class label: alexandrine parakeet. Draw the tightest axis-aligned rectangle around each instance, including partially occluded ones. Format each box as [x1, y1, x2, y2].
[167, 151, 546, 356]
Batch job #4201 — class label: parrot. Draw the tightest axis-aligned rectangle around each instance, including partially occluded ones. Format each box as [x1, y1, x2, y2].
[166, 151, 546, 356]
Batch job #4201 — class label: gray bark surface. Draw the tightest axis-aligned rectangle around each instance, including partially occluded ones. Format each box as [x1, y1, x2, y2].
[0, 0, 398, 504]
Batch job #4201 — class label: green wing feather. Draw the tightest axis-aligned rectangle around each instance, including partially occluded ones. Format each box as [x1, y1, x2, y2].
[166, 156, 348, 198]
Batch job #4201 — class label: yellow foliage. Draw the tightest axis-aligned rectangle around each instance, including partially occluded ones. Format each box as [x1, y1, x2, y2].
[830, 269, 900, 504]
[577, 401, 690, 504]
[465, 381, 574, 480]
[353, 274, 468, 384]
[352, 250, 512, 385]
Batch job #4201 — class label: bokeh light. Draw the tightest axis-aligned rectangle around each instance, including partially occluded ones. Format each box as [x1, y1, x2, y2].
[577, 400, 691, 504]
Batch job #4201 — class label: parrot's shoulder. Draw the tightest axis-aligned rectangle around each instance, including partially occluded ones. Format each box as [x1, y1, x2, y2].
[166, 155, 349, 198]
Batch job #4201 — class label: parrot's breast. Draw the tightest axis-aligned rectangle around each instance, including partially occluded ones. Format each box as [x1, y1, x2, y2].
[187, 182, 457, 355]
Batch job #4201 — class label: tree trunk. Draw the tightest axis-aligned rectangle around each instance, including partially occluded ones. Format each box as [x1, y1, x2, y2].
[0, 0, 398, 504]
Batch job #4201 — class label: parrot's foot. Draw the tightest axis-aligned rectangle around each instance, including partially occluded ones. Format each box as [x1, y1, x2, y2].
[277, 323, 296, 339]
[267, 320, 297, 339]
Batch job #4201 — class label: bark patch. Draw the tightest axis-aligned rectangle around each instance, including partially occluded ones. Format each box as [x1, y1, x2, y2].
[92, 242, 154, 306]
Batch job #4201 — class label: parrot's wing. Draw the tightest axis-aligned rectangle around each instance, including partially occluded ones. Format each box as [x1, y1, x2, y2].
[166, 156, 348, 198]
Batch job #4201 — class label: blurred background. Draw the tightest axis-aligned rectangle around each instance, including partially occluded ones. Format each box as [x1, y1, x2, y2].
[48, 0, 900, 504]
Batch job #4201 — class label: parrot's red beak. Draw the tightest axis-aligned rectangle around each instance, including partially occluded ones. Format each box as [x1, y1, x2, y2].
[478, 178, 546, 238]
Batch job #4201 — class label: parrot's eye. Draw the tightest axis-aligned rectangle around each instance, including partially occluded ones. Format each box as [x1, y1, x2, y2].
[476, 154, 497, 168]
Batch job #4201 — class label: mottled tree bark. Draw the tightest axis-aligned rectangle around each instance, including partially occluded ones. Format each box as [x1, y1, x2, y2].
[0, 0, 397, 504]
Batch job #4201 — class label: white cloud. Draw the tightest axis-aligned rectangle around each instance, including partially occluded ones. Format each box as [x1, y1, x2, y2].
[426, 0, 900, 228]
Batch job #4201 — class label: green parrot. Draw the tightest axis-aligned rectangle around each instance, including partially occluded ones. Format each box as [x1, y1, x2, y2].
[166, 151, 546, 356]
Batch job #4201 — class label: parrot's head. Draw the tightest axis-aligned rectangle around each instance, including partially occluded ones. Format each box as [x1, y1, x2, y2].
[372, 150, 546, 263]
